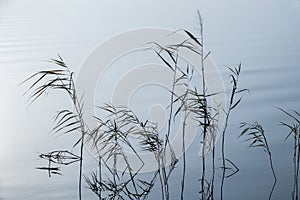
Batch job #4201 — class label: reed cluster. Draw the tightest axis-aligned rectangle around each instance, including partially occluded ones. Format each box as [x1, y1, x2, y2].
[22, 12, 299, 200]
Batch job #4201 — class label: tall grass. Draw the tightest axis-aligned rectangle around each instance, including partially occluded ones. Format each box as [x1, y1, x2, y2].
[22, 56, 87, 200]
[278, 108, 300, 200]
[239, 122, 277, 200]
[220, 64, 247, 200]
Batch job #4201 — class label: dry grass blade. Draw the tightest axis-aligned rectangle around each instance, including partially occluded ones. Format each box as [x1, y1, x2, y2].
[183, 30, 202, 47]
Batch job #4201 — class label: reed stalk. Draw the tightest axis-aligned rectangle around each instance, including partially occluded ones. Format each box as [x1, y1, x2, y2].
[278, 108, 300, 200]
[239, 122, 277, 200]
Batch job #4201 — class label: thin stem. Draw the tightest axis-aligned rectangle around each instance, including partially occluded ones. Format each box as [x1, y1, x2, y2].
[158, 163, 165, 200]
[113, 134, 117, 196]
[296, 133, 299, 200]
[163, 54, 178, 200]
[74, 97, 85, 200]
[166, 63, 176, 147]
[79, 138, 84, 200]
[268, 151, 277, 200]
[99, 157, 102, 200]
[198, 12, 207, 200]
[181, 114, 187, 200]
[294, 133, 298, 200]
[220, 111, 230, 200]
[262, 131, 277, 200]
[211, 134, 216, 200]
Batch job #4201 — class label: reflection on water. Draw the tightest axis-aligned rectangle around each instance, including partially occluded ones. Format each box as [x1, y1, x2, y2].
[0, 0, 300, 200]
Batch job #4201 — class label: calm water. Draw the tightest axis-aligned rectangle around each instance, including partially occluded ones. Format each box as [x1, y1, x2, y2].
[0, 0, 300, 199]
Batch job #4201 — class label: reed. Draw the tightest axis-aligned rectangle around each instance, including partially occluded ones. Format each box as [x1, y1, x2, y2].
[22, 56, 87, 200]
[278, 108, 300, 200]
[220, 64, 247, 200]
[239, 122, 277, 200]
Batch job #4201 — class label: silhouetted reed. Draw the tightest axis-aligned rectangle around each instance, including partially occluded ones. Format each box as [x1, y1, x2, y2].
[22, 56, 87, 200]
[220, 64, 247, 200]
[239, 122, 277, 200]
[278, 108, 300, 200]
